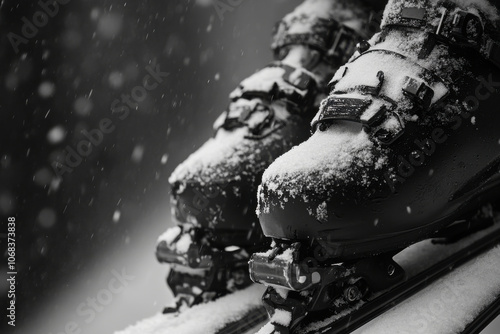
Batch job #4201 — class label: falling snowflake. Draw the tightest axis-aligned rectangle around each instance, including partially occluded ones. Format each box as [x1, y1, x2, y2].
[131, 145, 145, 163]
[113, 210, 121, 223]
[38, 81, 56, 98]
[47, 125, 66, 144]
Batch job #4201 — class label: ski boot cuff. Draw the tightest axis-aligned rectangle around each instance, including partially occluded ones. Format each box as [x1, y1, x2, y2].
[310, 0, 500, 144]
[272, 17, 360, 69]
[225, 62, 320, 118]
[211, 61, 327, 139]
[380, 0, 500, 70]
[213, 0, 392, 134]
[272, 0, 382, 69]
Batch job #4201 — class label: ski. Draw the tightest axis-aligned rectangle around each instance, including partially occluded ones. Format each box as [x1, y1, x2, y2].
[317, 227, 500, 334]
[251, 221, 500, 334]
[216, 306, 268, 334]
[118, 219, 500, 334]
[461, 294, 500, 334]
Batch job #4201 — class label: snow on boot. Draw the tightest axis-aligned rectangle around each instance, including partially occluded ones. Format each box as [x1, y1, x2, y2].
[157, 0, 382, 313]
[251, 0, 500, 332]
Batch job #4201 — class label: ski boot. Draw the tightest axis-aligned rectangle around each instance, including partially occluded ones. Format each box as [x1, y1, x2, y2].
[157, 0, 382, 313]
[251, 0, 500, 332]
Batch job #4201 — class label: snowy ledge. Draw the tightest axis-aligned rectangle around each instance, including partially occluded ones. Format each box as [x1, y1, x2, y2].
[353, 245, 500, 334]
[115, 284, 266, 334]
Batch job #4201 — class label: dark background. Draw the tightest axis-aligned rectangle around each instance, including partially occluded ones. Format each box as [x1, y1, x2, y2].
[0, 1, 302, 333]
[0, 1, 499, 334]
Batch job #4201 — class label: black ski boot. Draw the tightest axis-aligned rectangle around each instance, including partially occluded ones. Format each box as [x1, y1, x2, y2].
[157, 0, 381, 313]
[251, 0, 500, 332]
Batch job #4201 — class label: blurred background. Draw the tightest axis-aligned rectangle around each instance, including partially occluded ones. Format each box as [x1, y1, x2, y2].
[0, 0, 302, 333]
[0, 1, 498, 334]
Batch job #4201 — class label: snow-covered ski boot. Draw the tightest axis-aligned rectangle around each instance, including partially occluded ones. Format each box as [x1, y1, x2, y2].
[157, 0, 382, 314]
[251, 0, 500, 332]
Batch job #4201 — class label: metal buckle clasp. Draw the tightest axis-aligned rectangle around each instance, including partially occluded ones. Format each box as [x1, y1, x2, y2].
[220, 102, 284, 140]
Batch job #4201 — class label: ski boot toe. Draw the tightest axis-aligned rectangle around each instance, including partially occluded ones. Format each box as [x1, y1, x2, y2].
[168, 102, 311, 247]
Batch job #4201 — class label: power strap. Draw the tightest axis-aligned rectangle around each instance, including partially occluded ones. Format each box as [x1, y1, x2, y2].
[385, 5, 500, 70]
[312, 96, 405, 145]
[218, 62, 321, 139]
[272, 17, 362, 67]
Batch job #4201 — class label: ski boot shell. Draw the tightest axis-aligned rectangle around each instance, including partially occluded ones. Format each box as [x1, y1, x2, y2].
[158, 0, 381, 311]
[257, 0, 500, 261]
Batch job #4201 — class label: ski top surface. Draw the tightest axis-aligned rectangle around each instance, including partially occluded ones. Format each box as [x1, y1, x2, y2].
[115, 284, 267, 334]
[351, 240, 500, 334]
[253, 221, 500, 334]
[460, 293, 500, 334]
